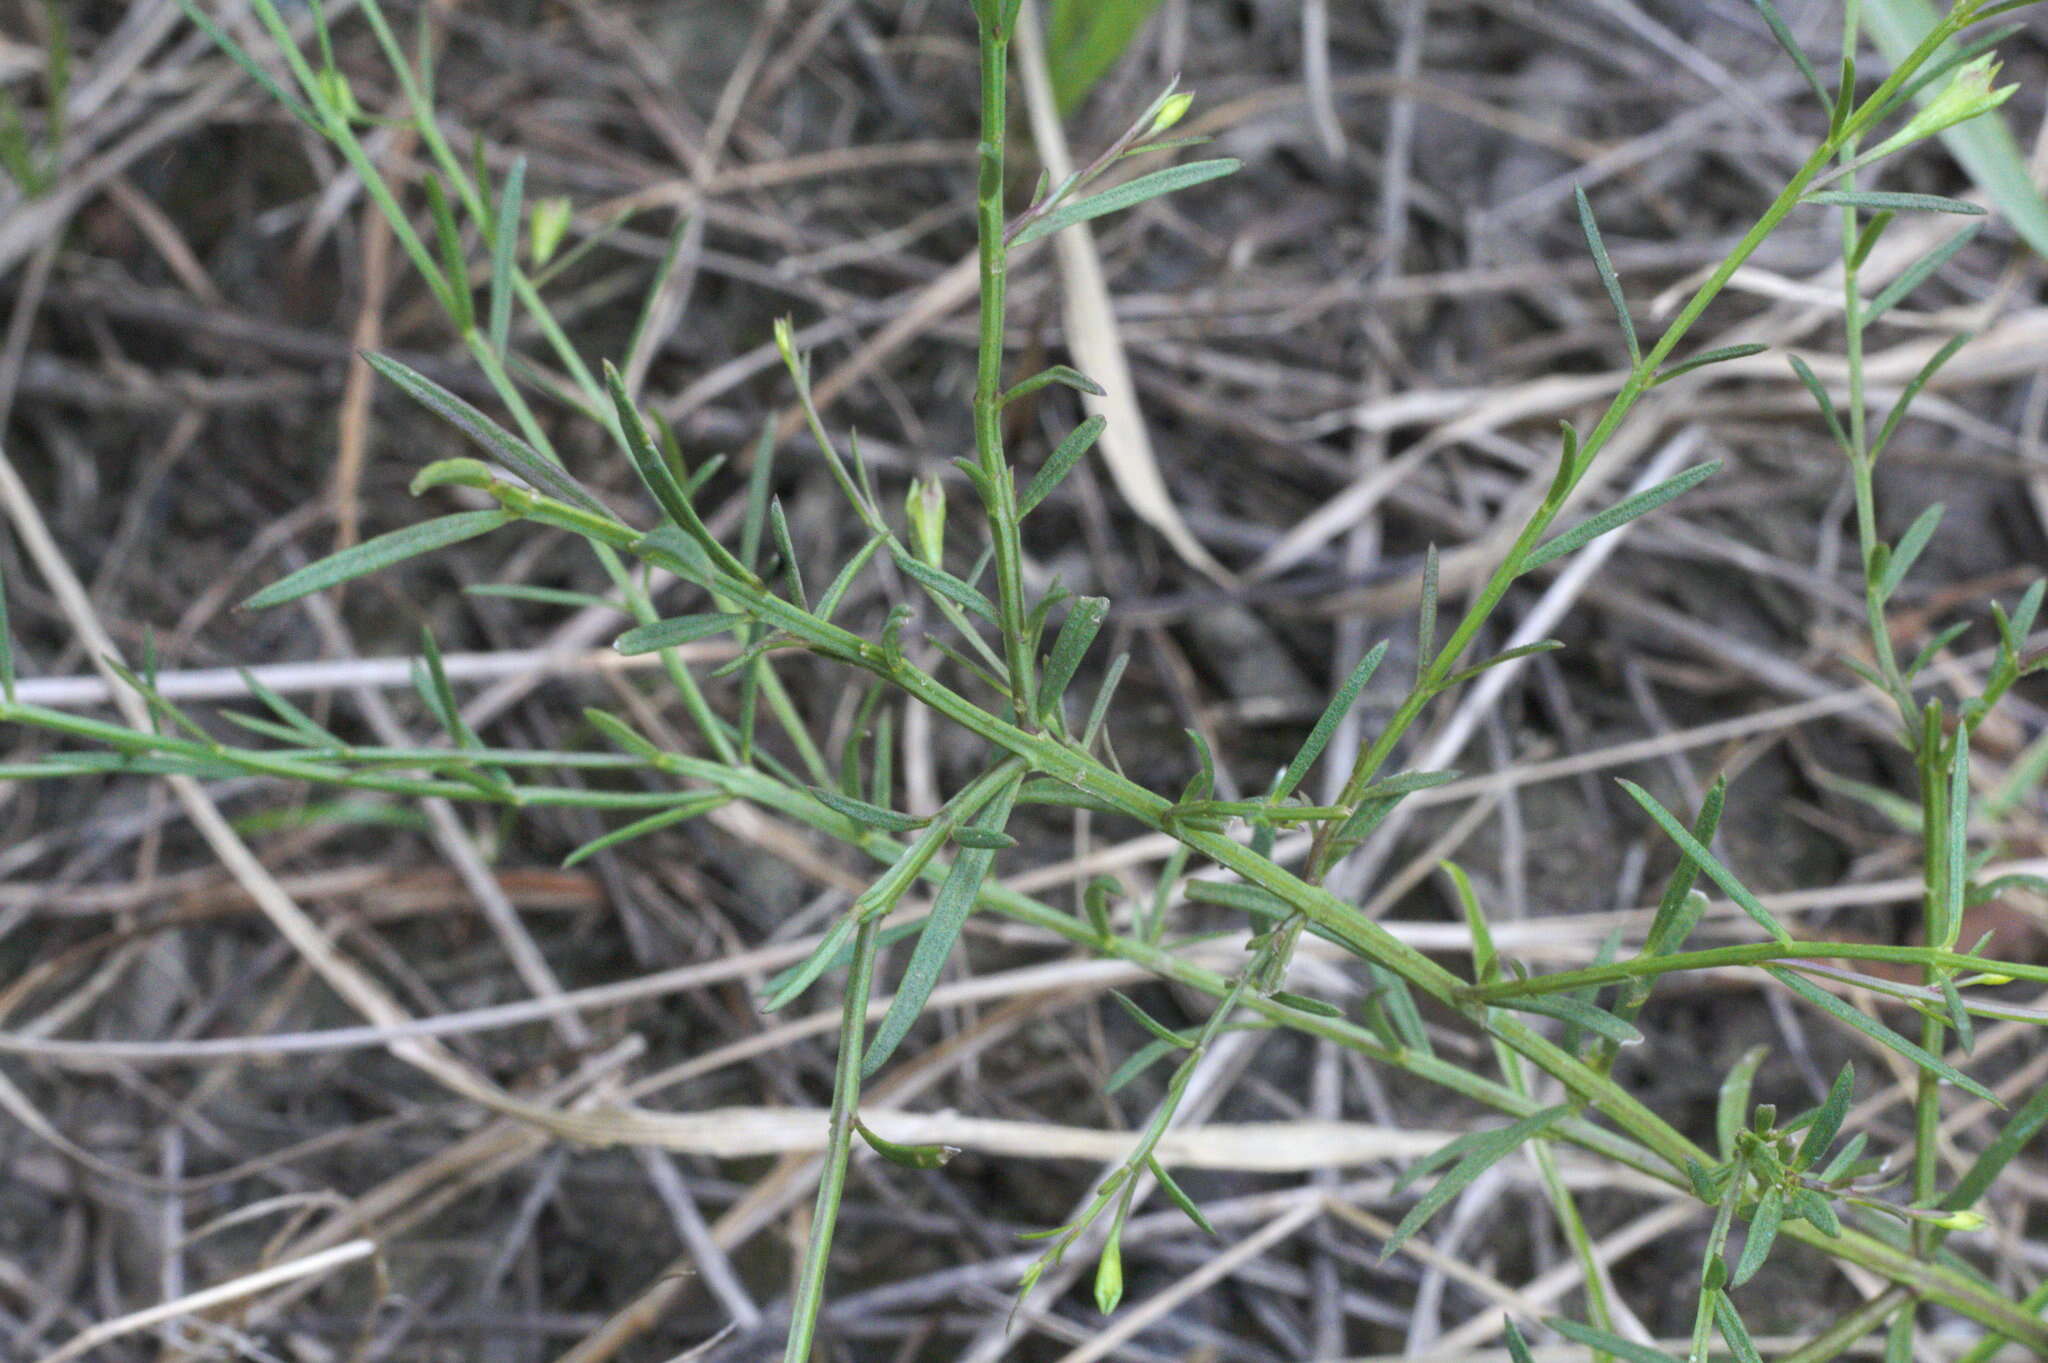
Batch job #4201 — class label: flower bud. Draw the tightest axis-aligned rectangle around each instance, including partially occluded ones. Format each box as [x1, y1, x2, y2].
[529, 197, 573, 268]
[1869, 55, 2018, 163]
[907, 474, 947, 568]
[1149, 92, 1194, 137]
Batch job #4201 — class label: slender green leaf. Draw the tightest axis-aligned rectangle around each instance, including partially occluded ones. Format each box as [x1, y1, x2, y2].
[1788, 355, 1853, 455]
[1942, 1080, 2048, 1211]
[488, 155, 525, 355]
[892, 549, 999, 624]
[1803, 190, 1987, 215]
[564, 795, 727, 867]
[1383, 1106, 1570, 1259]
[1796, 1063, 1856, 1171]
[1545, 1320, 1680, 1363]
[1750, 0, 1830, 105]
[1039, 597, 1110, 723]
[1878, 503, 1945, 600]
[1652, 343, 1769, 386]
[1575, 185, 1639, 362]
[1718, 1046, 1770, 1160]
[614, 613, 746, 656]
[1012, 159, 1242, 248]
[1618, 780, 1792, 943]
[810, 785, 929, 833]
[365, 352, 605, 513]
[761, 914, 857, 1012]
[857, 1119, 958, 1170]
[864, 774, 1024, 1075]
[1732, 1185, 1784, 1286]
[1523, 462, 1720, 572]
[1271, 640, 1388, 804]
[1715, 1293, 1765, 1363]
[1767, 967, 1998, 1104]
[1438, 641, 1564, 691]
[1147, 1155, 1217, 1236]
[1868, 225, 1982, 322]
[1002, 364, 1105, 405]
[1501, 994, 1643, 1047]
[1873, 333, 1972, 459]
[243, 511, 514, 609]
[1019, 415, 1108, 516]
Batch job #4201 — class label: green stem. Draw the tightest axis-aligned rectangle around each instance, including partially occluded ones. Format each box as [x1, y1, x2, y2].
[970, 14, 1037, 722]
[783, 916, 882, 1363]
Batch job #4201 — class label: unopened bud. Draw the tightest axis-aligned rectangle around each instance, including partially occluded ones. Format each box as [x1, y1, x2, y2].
[907, 475, 947, 567]
[1149, 92, 1194, 137]
[1869, 55, 2017, 163]
[529, 197, 573, 268]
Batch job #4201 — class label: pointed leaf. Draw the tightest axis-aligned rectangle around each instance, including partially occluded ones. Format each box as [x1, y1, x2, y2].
[1383, 1106, 1570, 1259]
[1731, 1185, 1784, 1286]
[1019, 415, 1108, 516]
[1523, 462, 1720, 571]
[364, 352, 605, 513]
[1272, 640, 1388, 804]
[1767, 967, 1998, 1104]
[1796, 1063, 1856, 1171]
[864, 774, 1024, 1076]
[1011, 158, 1242, 247]
[1878, 503, 1945, 601]
[1618, 780, 1792, 943]
[1575, 186, 1639, 363]
[1868, 225, 1982, 323]
[1750, 0, 1830, 105]
[1803, 190, 1987, 215]
[243, 511, 515, 609]
[614, 613, 747, 656]
[1652, 343, 1769, 386]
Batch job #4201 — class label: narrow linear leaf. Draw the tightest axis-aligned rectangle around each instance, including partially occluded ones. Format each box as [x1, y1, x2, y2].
[1383, 1106, 1570, 1259]
[1750, 0, 1829, 105]
[1803, 190, 1986, 216]
[1942, 1080, 2048, 1211]
[1039, 596, 1110, 723]
[488, 155, 525, 355]
[1523, 462, 1721, 572]
[892, 548, 999, 624]
[1796, 1063, 1856, 1171]
[1618, 780, 1792, 943]
[1714, 1293, 1765, 1363]
[1011, 158, 1242, 247]
[856, 1119, 958, 1170]
[1147, 1155, 1217, 1237]
[761, 914, 857, 1012]
[1438, 641, 1564, 692]
[364, 353, 605, 513]
[1108, 989, 1196, 1050]
[243, 511, 514, 610]
[1575, 185, 1639, 363]
[1417, 546, 1440, 663]
[1272, 640, 1388, 804]
[614, 613, 747, 656]
[810, 785, 930, 833]
[1442, 861, 1495, 985]
[1873, 334, 1972, 459]
[1868, 225, 1982, 323]
[564, 796, 727, 867]
[1501, 994, 1643, 1047]
[1878, 503, 1945, 601]
[1019, 415, 1108, 516]
[1652, 343, 1769, 387]
[1106, 1034, 1187, 1093]
[1503, 1319, 1537, 1363]
[1719, 1046, 1770, 1160]
[1767, 967, 1999, 1104]
[1002, 364, 1106, 405]
[863, 775, 1024, 1076]
[1732, 1185, 1784, 1286]
[1546, 1319, 1681, 1363]
[1787, 355, 1853, 455]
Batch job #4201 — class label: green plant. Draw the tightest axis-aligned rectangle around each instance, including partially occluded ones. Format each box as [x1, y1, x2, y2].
[4, 1, 2047, 1359]
[1046, 0, 1166, 114]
